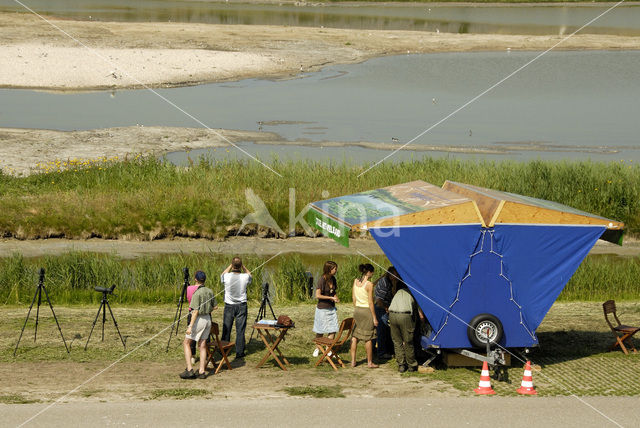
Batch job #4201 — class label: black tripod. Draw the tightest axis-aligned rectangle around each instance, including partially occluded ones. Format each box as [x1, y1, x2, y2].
[14, 268, 69, 356]
[85, 285, 126, 350]
[166, 267, 190, 352]
[249, 282, 276, 342]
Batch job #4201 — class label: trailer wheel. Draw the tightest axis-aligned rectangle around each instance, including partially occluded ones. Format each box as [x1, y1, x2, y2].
[467, 314, 504, 348]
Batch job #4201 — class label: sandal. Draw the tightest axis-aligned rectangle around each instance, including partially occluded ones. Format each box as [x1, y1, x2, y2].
[179, 369, 196, 379]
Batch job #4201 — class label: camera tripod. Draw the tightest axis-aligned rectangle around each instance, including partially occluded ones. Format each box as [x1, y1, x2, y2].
[85, 285, 126, 350]
[166, 267, 190, 352]
[14, 268, 69, 356]
[249, 282, 276, 342]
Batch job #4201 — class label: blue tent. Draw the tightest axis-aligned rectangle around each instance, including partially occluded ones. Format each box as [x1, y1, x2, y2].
[307, 180, 623, 349]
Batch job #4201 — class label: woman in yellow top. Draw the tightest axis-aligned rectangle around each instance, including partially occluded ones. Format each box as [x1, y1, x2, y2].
[350, 263, 379, 368]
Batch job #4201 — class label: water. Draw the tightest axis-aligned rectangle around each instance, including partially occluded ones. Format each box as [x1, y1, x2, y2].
[2, 1, 640, 36]
[1, 50, 639, 163]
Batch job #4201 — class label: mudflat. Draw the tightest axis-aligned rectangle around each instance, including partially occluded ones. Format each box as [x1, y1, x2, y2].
[2, 12, 640, 91]
[2, 11, 640, 174]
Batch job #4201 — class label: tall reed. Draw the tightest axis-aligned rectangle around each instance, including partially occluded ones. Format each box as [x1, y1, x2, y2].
[1, 252, 638, 305]
[1, 156, 638, 239]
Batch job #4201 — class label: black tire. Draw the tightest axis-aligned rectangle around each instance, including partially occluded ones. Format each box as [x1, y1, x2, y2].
[467, 314, 504, 348]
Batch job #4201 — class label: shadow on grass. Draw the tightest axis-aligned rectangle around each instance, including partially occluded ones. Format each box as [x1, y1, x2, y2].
[285, 356, 310, 365]
[533, 330, 632, 364]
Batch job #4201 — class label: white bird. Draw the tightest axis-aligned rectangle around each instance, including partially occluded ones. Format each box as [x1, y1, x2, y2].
[432, 98, 437, 104]
[391, 137, 399, 143]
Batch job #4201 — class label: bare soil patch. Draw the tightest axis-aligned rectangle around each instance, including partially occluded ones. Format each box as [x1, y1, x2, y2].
[0, 304, 457, 403]
[0, 126, 281, 176]
[2, 302, 640, 403]
[0, 235, 636, 259]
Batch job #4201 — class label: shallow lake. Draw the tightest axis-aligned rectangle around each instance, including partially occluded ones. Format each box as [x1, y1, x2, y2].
[2, 1, 640, 36]
[2, 49, 639, 164]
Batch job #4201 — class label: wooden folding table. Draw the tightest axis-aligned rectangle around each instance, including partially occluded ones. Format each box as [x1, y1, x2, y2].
[252, 323, 292, 370]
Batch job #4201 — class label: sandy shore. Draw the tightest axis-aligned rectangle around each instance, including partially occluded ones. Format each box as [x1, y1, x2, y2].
[3, 126, 631, 176]
[2, 12, 640, 91]
[0, 126, 282, 176]
[2, 11, 640, 174]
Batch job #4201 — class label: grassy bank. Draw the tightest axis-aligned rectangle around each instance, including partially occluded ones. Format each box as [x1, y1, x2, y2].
[0, 252, 638, 305]
[0, 156, 638, 239]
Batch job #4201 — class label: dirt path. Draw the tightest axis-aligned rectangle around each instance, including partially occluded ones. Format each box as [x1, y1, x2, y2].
[0, 236, 637, 258]
[2, 12, 640, 91]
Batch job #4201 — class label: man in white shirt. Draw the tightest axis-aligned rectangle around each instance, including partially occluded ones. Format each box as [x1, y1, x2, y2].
[221, 256, 252, 358]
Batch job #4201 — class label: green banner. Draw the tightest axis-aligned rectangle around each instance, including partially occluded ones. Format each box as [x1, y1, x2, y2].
[306, 207, 350, 247]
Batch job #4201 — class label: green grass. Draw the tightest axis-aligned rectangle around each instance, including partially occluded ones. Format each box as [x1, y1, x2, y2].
[0, 394, 40, 404]
[562, 255, 640, 301]
[1, 251, 639, 305]
[148, 388, 209, 400]
[1, 156, 638, 239]
[283, 385, 345, 398]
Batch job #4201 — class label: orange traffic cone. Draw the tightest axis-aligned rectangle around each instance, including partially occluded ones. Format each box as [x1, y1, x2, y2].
[474, 361, 496, 395]
[516, 361, 538, 395]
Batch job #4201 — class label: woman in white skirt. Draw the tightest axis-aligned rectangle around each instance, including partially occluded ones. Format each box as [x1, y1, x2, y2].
[312, 261, 339, 356]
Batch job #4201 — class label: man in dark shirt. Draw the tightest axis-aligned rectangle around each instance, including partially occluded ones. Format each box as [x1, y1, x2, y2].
[373, 266, 398, 359]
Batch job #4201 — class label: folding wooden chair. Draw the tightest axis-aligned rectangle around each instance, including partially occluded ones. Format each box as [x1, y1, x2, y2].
[206, 322, 235, 374]
[603, 300, 640, 355]
[313, 317, 354, 371]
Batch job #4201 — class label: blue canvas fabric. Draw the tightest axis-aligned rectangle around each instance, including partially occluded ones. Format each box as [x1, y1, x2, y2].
[427, 230, 537, 348]
[371, 223, 605, 349]
[493, 224, 605, 331]
[370, 225, 483, 341]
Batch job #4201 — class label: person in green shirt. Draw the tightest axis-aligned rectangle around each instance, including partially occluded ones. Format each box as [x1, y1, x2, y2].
[389, 280, 425, 373]
[180, 270, 217, 379]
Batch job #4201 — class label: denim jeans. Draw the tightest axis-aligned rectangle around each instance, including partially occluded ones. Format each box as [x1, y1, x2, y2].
[222, 302, 248, 357]
[374, 305, 392, 357]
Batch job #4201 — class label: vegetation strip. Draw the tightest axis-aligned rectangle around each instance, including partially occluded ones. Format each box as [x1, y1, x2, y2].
[1, 252, 639, 305]
[1, 156, 638, 239]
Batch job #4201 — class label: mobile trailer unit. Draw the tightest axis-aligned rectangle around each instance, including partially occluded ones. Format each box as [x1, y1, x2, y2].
[307, 180, 623, 362]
